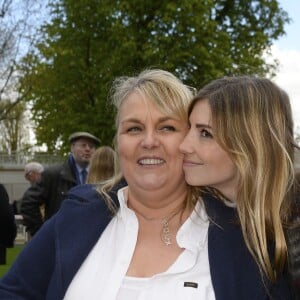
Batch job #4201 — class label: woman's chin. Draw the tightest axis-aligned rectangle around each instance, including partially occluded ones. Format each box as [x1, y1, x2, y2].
[184, 176, 203, 187]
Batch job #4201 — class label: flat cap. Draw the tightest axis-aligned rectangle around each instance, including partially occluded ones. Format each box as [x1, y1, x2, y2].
[68, 131, 101, 145]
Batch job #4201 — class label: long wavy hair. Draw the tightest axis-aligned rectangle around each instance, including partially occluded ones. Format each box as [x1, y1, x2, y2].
[98, 69, 198, 212]
[86, 146, 116, 183]
[189, 75, 298, 282]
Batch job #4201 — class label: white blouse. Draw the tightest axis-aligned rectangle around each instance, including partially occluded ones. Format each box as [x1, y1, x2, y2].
[64, 187, 215, 300]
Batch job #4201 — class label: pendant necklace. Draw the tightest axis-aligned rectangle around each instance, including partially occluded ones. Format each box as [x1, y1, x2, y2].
[128, 203, 183, 246]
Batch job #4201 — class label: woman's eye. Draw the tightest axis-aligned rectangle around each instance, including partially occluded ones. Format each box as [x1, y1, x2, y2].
[160, 125, 176, 131]
[200, 129, 213, 138]
[127, 127, 141, 133]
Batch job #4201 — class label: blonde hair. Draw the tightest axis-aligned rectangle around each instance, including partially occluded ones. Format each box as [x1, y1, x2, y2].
[190, 76, 297, 282]
[98, 69, 197, 212]
[86, 146, 116, 183]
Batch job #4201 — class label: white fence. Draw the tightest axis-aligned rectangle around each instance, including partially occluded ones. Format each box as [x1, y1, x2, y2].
[0, 152, 64, 203]
[0, 152, 64, 168]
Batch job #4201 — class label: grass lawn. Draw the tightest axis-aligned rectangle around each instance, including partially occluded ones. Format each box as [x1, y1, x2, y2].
[0, 244, 24, 278]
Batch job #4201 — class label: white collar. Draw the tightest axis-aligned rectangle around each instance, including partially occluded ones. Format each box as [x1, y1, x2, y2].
[117, 187, 209, 252]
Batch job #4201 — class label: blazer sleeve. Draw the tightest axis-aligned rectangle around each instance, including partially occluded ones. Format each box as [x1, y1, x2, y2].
[285, 198, 300, 299]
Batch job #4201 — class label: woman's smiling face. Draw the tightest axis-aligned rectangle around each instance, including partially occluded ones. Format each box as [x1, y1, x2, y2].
[117, 91, 189, 194]
[179, 99, 239, 201]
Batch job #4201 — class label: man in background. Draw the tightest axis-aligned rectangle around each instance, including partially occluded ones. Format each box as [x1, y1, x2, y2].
[24, 162, 44, 185]
[20, 132, 100, 237]
[11, 162, 44, 216]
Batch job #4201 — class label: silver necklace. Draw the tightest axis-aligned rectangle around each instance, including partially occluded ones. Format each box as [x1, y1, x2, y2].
[129, 204, 183, 246]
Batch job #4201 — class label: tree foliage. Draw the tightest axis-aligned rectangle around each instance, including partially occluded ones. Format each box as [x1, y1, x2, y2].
[18, 0, 290, 153]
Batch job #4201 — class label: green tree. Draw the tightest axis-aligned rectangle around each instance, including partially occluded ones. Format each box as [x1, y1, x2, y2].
[18, 0, 289, 153]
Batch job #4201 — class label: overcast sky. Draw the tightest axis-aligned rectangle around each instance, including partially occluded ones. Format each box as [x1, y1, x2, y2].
[272, 0, 300, 131]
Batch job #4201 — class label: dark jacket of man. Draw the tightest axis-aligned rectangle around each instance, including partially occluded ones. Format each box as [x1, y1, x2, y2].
[0, 184, 291, 299]
[20, 155, 78, 236]
[0, 184, 17, 265]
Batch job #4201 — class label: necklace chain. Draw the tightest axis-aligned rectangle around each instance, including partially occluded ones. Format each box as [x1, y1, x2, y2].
[128, 202, 183, 246]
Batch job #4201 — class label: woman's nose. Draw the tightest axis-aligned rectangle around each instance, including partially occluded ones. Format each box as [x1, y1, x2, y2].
[179, 132, 193, 154]
[141, 131, 160, 148]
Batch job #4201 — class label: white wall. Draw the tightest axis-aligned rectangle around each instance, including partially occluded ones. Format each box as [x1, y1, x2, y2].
[0, 169, 30, 203]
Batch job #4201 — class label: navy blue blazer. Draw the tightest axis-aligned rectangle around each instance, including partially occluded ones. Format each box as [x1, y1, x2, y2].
[0, 184, 292, 299]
